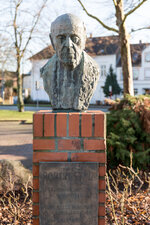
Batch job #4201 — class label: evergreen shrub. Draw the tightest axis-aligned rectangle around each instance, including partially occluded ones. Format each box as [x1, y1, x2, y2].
[107, 95, 150, 169]
[103, 65, 121, 97]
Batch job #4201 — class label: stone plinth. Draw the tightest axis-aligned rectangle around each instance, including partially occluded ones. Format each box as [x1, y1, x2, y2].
[33, 111, 106, 225]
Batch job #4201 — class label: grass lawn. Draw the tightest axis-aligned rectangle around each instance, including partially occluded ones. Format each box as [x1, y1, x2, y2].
[0, 110, 34, 123]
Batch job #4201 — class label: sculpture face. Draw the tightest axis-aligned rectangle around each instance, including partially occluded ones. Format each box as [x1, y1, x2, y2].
[50, 14, 86, 69]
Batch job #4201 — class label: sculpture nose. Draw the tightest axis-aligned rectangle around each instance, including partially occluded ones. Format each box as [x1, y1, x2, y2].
[65, 36, 73, 48]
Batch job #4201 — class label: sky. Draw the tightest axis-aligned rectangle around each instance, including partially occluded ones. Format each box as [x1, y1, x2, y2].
[0, 0, 150, 72]
[44, 0, 150, 43]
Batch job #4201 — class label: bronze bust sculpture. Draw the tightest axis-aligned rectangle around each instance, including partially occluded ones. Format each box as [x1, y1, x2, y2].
[41, 13, 99, 111]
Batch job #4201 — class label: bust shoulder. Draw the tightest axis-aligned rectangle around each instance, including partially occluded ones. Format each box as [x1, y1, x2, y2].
[83, 51, 99, 74]
[40, 54, 57, 78]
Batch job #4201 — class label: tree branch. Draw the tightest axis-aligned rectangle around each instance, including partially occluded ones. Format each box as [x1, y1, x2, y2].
[130, 26, 150, 33]
[18, 31, 22, 49]
[123, 0, 148, 24]
[21, 0, 48, 57]
[13, 0, 21, 58]
[77, 0, 119, 33]
[0, 29, 15, 43]
[112, 0, 117, 7]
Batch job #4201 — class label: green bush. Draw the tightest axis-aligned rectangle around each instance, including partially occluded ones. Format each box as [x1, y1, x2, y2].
[24, 95, 50, 105]
[103, 65, 121, 97]
[107, 95, 150, 169]
[5, 79, 13, 88]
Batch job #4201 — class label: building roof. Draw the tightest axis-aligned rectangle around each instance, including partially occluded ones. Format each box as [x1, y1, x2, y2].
[0, 70, 17, 80]
[85, 35, 120, 56]
[29, 45, 55, 60]
[117, 43, 149, 67]
[29, 35, 150, 66]
[0, 70, 28, 80]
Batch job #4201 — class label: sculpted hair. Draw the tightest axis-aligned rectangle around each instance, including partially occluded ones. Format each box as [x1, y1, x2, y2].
[50, 13, 86, 49]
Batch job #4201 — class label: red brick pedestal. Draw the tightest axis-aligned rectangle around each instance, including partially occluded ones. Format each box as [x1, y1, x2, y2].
[33, 110, 106, 225]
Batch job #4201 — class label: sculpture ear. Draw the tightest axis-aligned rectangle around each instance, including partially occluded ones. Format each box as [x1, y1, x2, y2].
[49, 34, 55, 50]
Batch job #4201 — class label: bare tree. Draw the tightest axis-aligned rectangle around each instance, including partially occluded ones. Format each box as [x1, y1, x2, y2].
[13, 0, 49, 112]
[0, 0, 48, 112]
[0, 34, 16, 100]
[77, 0, 148, 96]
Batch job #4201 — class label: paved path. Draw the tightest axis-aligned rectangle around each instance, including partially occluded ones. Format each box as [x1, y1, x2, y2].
[0, 105, 110, 112]
[0, 105, 52, 111]
[0, 122, 33, 170]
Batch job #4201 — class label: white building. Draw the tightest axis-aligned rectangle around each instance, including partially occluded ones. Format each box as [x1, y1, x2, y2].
[23, 72, 32, 98]
[29, 36, 150, 104]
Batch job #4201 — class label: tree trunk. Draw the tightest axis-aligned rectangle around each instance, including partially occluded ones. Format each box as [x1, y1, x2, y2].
[116, 0, 134, 96]
[17, 58, 24, 112]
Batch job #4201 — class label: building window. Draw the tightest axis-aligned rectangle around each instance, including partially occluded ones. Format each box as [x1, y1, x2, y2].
[120, 89, 124, 94]
[143, 88, 150, 95]
[40, 68, 43, 78]
[134, 88, 138, 95]
[101, 65, 106, 77]
[145, 52, 150, 62]
[120, 69, 123, 81]
[133, 68, 139, 80]
[121, 68, 139, 80]
[144, 68, 150, 79]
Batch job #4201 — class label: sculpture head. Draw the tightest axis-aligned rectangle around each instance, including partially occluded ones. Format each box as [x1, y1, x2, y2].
[50, 13, 86, 69]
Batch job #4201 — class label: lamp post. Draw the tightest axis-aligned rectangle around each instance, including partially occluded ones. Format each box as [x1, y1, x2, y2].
[1, 70, 5, 104]
[35, 81, 40, 108]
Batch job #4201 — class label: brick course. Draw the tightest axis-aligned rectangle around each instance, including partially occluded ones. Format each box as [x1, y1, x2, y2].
[33, 218, 39, 225]
[33, 113, 43, 137]
[44, 113, 55, 136]
[81, 114, 92, 137]
[33, 165, 39, 176]
[99, 166, 106, 176]
[71, 152, 106, 163]
[84, 139, 105, 150]
[56, 113, 67, 136]
[94, 114, 105, 137]
[33, 152, 68, 163]
[99, 192, 106, 203]
[33, 139, 55, 150]
[33, 205, 39, 216]
[33, 178, 39, 190]
[69, 113, 79, 137]
[58, 139, 81, 150]
[33, 192, 39, 203]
